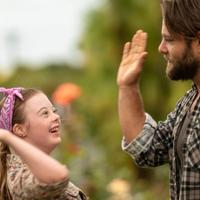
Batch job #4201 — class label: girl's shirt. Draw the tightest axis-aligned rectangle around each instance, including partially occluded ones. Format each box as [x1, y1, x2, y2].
[6, 154, 87, 200]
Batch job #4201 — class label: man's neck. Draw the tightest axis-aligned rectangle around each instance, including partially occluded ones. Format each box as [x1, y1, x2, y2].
[193, 68, 200, 90]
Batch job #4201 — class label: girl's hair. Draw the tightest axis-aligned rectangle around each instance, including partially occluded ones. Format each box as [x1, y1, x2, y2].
[161, 0, 200, 39]
[0, 88, 41, 200]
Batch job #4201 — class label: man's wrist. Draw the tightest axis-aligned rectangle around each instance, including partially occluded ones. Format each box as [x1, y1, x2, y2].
[118, 84, 140, 92]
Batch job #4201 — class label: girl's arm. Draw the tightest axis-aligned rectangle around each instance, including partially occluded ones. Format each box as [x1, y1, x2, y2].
[0, 129, 69, 184]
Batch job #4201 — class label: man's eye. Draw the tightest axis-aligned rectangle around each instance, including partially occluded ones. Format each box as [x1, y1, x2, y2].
[164, 37, 174, 42]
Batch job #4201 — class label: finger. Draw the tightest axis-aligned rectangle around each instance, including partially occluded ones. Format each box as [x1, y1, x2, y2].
[130, 30, 143, 53]
[136, 32, 148, 53]
[130, 30, 147, 54]
[137, 51, 148, 67]
[122, 42, 131, 60]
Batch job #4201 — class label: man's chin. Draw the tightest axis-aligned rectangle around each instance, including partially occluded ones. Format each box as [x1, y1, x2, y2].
[166, 64, 181, 81]
[166, 63, 173, 78]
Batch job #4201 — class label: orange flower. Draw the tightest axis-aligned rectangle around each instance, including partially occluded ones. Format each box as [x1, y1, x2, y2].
[52, 83, 81, 106]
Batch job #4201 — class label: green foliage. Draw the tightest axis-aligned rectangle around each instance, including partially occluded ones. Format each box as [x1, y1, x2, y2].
[2, 64, 84, 92]
[0, 0, 193, 199]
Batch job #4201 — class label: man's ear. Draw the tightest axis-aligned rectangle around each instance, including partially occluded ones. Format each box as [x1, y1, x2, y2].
[197, 32, 200, 45]
[12, 124, 27, 138]
[192, 32, 200, 55]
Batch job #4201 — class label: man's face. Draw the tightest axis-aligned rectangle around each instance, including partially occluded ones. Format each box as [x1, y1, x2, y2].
[158, 21, 200, 81]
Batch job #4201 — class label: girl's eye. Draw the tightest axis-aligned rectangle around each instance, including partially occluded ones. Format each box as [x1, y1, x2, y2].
[53, 108, 57, 113]
[53, 109, 58, 113]
[42, 111, 49, 115]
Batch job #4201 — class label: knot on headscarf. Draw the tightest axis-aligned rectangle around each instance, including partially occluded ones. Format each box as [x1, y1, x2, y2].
[0, 87, 24, 131]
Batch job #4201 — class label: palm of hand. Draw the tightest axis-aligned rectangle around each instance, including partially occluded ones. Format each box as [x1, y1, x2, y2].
[117, 30, 148, 87]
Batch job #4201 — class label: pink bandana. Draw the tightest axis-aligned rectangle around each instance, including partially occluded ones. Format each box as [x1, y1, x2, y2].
[0, 87, 24, 131]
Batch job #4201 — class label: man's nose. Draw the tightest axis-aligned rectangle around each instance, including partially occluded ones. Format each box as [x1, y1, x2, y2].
[158, 39, 167, 54]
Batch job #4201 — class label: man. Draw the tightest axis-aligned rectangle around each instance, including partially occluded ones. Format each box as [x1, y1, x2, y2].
[117, 0, 200, 199]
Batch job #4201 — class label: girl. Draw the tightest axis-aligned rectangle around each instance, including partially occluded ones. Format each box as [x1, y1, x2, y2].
[0, 87, 87, 200]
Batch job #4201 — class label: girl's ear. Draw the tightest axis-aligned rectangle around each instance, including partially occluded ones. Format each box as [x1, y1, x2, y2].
[12, 124, 27, 138]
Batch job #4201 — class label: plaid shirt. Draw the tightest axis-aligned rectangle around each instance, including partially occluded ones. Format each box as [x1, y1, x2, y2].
[122, 84, 200, 200]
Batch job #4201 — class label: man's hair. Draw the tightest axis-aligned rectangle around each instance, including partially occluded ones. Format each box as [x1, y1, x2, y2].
[161, 0, 200, 39]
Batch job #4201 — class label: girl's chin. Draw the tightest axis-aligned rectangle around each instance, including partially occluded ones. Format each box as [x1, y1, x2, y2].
[54, 137, 62, 144]
[51, 136, 62, 146]
[48, 140, 61, 153]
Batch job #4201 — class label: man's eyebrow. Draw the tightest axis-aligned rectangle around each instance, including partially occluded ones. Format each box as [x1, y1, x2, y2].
[162, 33, 172, 38]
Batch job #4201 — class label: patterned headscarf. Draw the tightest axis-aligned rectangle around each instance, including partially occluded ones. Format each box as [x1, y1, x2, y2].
[0, 87, 24, 131]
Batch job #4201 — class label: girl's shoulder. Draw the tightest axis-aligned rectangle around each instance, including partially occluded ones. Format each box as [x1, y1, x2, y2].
[6, 153, 25, 169]
[6, 153, 88, 199]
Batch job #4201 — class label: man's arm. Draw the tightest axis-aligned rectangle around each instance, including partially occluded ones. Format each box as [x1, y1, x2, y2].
[117, 30, 148, 143]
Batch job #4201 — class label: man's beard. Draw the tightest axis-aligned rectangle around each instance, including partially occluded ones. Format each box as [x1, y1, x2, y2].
[166, 45, 200, 81]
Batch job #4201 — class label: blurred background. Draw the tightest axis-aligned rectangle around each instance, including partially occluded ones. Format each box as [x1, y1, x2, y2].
[0, 0, 192, 199]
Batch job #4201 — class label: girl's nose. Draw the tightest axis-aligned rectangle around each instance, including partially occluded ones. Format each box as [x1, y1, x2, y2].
[52, 112, 61, 122]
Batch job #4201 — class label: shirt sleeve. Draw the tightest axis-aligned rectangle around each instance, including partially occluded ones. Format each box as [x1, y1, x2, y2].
[122, 111, 176, 167]
[122, 113, 157, 156]
[7, 155, 69, 199]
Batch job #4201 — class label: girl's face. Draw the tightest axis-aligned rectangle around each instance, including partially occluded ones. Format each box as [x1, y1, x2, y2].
[22, 92, 61, 154]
